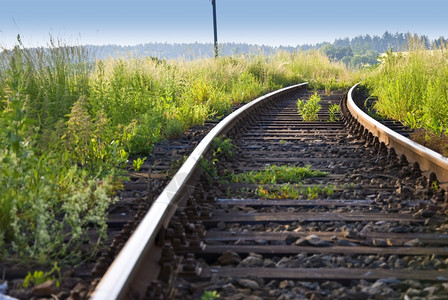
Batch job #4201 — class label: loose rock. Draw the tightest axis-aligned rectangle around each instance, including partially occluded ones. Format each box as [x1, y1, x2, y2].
[237, 279, 260, 290]
[218, 250, 242, 265]
[31, 280, 57, 297]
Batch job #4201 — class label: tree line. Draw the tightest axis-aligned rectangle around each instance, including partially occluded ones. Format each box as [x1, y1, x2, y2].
[87, 32, 447, 67]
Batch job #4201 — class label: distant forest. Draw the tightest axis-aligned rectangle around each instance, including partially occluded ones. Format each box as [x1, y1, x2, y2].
[88, 32, 447, 67]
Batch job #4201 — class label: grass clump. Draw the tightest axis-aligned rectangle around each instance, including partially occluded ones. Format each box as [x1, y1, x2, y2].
[230, 165, 327, 184]
[200, 137, 235, 183]
[201, 290, 220, 300]
[22, 262, 61, 288]
[256, 183, 335, 200]
[230, 164, 331, 199]
[210, 136, 235, 161]
[297, 92, 322, 121]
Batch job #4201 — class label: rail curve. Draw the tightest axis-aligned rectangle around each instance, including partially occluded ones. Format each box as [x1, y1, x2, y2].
[91, 83, 308, 299]
[346, 83, 448, 185]
[92, 82, 448, 299]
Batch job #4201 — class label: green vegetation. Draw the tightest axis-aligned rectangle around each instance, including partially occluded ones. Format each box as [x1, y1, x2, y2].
[22, 263, 61, 288]
[321, 44, 379, 68]
[201, 290, 220, 300]
[3, 31, 448, 283]
[256, 183, 336, 200]
[4, 32, 448, 270]
[411, 129, 448, 156]
[297, 92, 322, 121]
[200, 157, 218, 183]
[0, 37, 358, 266]
[364, 36, 448, 155]
[229, 164, 332, 200]
[317, 31, 435, 68]
[210, 136, 235, 161]
[328, 104, 341, 122]
[0, 96, 117, 264]
[200, 137, 235, 182]
[132, 157, 147, 171]
[230, 165, 327, 184]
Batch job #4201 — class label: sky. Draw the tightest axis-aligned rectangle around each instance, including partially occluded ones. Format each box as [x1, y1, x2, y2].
[0, 0, 447, 49]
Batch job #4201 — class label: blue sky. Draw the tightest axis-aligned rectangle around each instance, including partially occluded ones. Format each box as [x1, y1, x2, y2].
[1, 0, 447, 49]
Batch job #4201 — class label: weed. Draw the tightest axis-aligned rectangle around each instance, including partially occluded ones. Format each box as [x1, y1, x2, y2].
[256, 183, 335, 199]
[431, 181, 440, 192]
[239, 187, 251, 195]
[225, 187, 232, 198]
[200, 157, 218, 182]
[402, 111, 426, 129]
[324, 79, 336, 95]
[199, 137, 235, 183]
[22, 262, 61, 288]
[297, 92, 322, 121]
[201, 290, 220, 300]
[169, 155, 188, 178]
[328, 104, 340, 122]
[132, 157, 147, 171]
[211, 137, 234, 161]
[63, 96, 129, 174]
[230, 165, 327, 184]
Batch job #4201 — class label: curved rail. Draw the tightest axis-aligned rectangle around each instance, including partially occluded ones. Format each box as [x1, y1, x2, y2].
[347, 83, 448, 184]
[91, 83, 308, 300]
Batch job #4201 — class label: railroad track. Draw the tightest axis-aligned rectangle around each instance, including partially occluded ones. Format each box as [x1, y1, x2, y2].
[92, 83, 448, 299]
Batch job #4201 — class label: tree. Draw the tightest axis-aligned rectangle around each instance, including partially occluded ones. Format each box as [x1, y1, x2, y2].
[320, 44, 336, 59]
[335, 46, 353, 60]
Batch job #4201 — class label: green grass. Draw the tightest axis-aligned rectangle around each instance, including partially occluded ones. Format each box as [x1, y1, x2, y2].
[230, 164, 333, 200]
[230, 165, 327, 184]
[256, 183, 336, 200]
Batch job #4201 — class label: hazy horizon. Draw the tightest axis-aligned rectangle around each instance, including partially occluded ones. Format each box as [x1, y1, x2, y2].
[1, 0, 447, 49]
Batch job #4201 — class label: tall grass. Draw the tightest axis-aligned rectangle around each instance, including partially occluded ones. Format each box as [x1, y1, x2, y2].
[0, 96, 117, 264]
[0, 37, 91, 131]
[0, 40, 118, 265]
[365, 36, 448, 133]
[88, 50, 358, 154]
[0, 40, 359, 265]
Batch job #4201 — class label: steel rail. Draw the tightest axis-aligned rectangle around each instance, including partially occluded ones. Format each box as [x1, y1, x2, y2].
[91, 83, 308, 300]
[347, 83, 448, 183]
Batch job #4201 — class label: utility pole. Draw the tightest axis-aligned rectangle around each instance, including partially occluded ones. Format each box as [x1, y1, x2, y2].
[211, 0, 218, 57]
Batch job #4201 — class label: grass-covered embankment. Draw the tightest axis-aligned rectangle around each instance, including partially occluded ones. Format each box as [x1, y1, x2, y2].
[364, 37, 448, 155]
